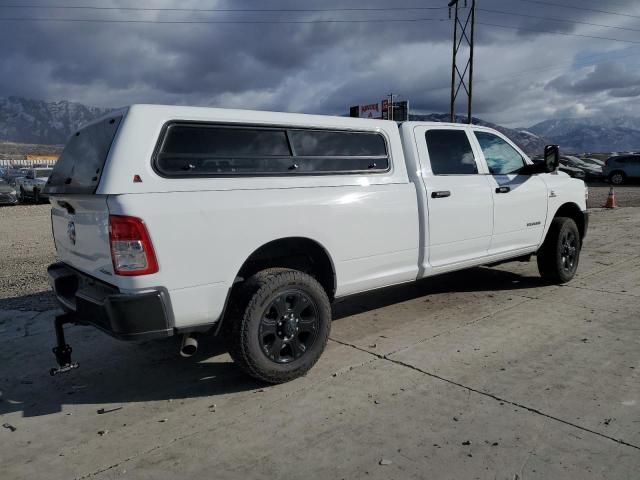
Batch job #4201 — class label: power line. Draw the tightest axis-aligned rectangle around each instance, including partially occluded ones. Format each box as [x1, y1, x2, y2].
[0, 4, 449, 13]
[479, 7, 640, 34]
[0, 16, 450, 24]
[2, 14, 640, 47]
[515, 0, 640, 20]
[477, 21, 640, 45]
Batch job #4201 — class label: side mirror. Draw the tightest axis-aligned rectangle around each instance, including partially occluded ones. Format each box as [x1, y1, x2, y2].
[543, 144, 560, 173]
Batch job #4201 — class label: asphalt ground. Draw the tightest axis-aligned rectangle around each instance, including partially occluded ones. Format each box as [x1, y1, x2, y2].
[0, 204, 639, 479]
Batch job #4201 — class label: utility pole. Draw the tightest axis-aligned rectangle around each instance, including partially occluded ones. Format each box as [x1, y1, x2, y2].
[448, 0, 476, 124]
[387, 92, 394, 121]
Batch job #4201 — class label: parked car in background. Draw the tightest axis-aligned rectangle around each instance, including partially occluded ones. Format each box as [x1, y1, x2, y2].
[1, 167, 27, 187]
[15, 167, 53, 202]
[558, 162, 586, 180]
[561, 155, 603, 180]
[580, 157, 605, 168]
[603, 154, 640, 185]
[0, 178, 18, 205]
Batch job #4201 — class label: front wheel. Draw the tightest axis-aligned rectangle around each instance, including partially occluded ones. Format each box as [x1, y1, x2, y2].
[537, 217, 581, 283]
[228, 268, 331, 384]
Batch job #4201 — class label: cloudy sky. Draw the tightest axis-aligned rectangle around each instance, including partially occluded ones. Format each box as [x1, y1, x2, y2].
[0, 0, 639, 127]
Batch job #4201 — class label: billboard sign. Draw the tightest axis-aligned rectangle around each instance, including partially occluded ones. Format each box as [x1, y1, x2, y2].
[356, 102, 383, 119]
[350, 99, 409, 121]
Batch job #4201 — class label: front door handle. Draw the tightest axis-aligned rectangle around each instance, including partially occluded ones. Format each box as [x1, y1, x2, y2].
[431, 190, 451, 198]
[495, 186, 511, 194]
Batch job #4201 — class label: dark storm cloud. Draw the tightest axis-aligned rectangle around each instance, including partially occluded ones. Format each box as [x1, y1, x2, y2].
[0, 0, 639, 125]
[547, 62, 640, 97]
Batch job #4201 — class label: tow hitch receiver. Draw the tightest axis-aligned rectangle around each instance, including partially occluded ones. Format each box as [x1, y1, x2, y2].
[50, 313, 79, 376]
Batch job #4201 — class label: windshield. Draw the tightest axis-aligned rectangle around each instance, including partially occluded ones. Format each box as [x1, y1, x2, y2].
[35, 169, 52, 178]
[44, 115, 122, 195]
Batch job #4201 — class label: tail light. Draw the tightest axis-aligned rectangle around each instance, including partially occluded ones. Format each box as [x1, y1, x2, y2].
[109, 215, 159, 276]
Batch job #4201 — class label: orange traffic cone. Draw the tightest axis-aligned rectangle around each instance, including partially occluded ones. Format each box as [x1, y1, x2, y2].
[603, 186, 617, 208]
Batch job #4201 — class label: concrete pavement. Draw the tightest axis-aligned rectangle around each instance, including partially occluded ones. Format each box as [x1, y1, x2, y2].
[1, 208, 639, 479]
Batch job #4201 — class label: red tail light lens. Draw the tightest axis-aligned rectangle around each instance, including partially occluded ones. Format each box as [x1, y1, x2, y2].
[109, 215, 159, 276]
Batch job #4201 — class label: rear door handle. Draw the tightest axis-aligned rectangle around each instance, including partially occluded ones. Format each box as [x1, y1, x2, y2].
[495, 186, 511, 194]
[431, 190, 451, 198]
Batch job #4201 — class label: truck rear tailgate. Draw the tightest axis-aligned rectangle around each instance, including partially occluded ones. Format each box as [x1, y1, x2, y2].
[51, 195, 114, 282]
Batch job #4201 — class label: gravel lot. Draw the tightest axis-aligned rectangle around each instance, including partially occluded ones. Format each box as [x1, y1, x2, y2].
[0, 204, 56, 310]
[1, 202, 639, 479]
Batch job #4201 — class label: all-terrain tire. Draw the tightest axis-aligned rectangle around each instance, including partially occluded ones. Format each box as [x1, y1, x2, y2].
[537, 217, 581, 283]
[227, 268, 331, 384]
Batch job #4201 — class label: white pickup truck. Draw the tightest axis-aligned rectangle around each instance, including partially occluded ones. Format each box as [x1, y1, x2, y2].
[44, 105, 588, 382]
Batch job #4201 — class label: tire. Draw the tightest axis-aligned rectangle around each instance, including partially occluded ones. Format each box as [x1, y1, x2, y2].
[537, 217, 581, 284]
[227, 268, 331, 384]
[33, 187, 40, 203]
[609, 171, 625, 185]
[18, 187, 26, 203]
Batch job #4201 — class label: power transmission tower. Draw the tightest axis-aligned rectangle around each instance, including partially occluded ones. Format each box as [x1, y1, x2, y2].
[448, 0, 476, 124]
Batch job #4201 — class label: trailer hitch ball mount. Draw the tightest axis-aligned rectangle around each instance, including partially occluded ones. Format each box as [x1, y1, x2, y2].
[50, 313, 79, 376]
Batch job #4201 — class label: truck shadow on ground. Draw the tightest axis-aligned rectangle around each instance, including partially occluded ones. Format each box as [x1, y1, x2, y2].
[0, 266, 547, 418]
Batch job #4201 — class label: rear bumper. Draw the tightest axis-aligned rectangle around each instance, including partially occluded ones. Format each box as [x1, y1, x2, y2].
[47, 262, 173, 341]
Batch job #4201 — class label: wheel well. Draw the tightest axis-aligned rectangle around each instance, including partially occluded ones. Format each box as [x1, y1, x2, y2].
[554, 203, 585, 239]
[236, 237, 336, 300]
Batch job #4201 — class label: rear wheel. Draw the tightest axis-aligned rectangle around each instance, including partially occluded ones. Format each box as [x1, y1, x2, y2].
[609, 171, 625, 185]
[228, 268, 331, 384]
[537, 217, 581, 283]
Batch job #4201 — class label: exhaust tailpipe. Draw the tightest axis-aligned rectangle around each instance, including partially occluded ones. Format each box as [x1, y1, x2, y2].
[180, 334, 198, 358]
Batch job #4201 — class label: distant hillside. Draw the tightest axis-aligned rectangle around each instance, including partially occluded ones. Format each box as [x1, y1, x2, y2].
[0, 141, 63, 161]
[2, 96, 637, 155]
[527, 117, 640, 153]
[0, 96, 111, 144]
[411, 113, 548, 156]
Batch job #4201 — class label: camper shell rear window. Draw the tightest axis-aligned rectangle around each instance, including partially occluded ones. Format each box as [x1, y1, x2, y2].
[153, 122, 390, 177]
[44, 115, 122, 195]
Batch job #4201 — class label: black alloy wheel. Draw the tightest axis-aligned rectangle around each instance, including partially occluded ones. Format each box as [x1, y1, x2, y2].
[259, 290, 319, 364]
[560, 229, 578, 274]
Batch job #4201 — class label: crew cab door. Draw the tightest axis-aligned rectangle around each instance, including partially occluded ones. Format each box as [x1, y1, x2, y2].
[415, 126, 493, 269]
[471, 129, 548, 254]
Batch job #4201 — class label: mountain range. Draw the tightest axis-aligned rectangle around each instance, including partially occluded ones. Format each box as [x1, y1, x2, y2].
[0, 96, 638, 155]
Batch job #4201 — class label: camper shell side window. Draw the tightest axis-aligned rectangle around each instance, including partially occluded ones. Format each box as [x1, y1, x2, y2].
[152, 122, 390, 177]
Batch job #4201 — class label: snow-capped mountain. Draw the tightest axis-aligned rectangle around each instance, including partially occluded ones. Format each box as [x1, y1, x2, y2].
[411, 113, 548, 156]
[527, 117, 640, 153]
[0, 96, 112, 145]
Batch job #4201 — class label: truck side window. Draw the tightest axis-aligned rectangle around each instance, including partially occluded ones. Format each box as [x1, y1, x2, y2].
[425, 130, 477, 175]
[474, 131, 525, 175]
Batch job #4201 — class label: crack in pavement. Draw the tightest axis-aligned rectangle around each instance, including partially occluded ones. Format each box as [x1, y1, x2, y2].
[561, 284, 640, 299]
[330, 338, 640, 452]
[354, 296, 534, 360]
